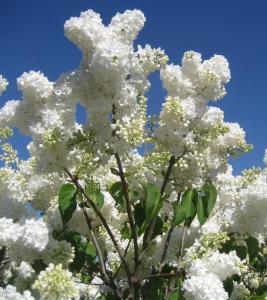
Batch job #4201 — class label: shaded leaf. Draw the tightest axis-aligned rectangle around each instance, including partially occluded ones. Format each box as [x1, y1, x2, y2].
[143, 216, 163, 243]
[203, 182, 217, 215]
[109, 182, 124, 206]
[58, 183, 77, 226]
[91, 191, 104, 210]
[174, 205, 186, 226]
[110, 168, 120, 176]
[197, 183, 217, 225]
[134, 202, 146, 234]
[85, 243, 97, 258]
[141, 184, 161, 234]
[223, 277, 234, 296]
[245, 236, 259, 261]
[181, 189, 197, 226]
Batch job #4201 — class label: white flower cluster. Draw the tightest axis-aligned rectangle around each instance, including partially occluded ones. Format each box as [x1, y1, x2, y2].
[0, 218, 50, 262]
[183, 251, 243, 300]
[33, 264, 78, 300]
[154, 51, 250, 188]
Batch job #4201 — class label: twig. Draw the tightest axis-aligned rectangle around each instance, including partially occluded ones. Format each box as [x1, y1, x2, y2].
[114, 152, 139, 268]
[113, 237, 132, 279]
[142, 155, 176, 250]
[64, 168, 133, 289]
[178, 225, 187, 264]
[132, 272, 176, 284]
[80, 204, 109, 283]
[80, 204, 123, 299]
[160, 192, 182, 266]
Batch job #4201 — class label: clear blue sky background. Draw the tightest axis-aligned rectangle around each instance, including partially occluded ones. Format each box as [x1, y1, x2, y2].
[0, 0, 267, 174]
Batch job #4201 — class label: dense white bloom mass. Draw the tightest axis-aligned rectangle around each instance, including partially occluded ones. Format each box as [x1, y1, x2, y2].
[0, 8, 266, 300]
[183, 273, 228, 300]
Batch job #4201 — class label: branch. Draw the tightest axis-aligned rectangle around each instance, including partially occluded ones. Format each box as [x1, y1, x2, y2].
[177, 225, 187, 265]
[79, 203, 123, 298]
[133, 272, 176, 284]
[114, 152, 139, 269]
[80, 204, 110, 284]
[114, 237, 132, 279]
[160, 192, 182, 266]
[64, 168, 133, 288]
[142, 155, 176, 250]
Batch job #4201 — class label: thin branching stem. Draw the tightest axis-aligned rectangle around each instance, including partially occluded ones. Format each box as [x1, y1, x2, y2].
[160, 192, 182, 266]
[114, 152, 139, 269]
[64, 168, 133, 290]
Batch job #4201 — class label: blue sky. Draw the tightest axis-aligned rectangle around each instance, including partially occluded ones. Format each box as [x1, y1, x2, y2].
[0, 0, 267, 174]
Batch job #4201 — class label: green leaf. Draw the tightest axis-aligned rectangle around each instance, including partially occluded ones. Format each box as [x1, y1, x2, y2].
[110, 168, 120, 176]
[223, 277, 234, 296]
[174, 205, 186, 226]
[197, 192, 207, 225]
[109, 182, 124, 206]
[143, 216, 163, 242]
[256, 286, 267, 296]
[55, 231, 97, 274]
[144, 277, 165, 299]
[234, 245, 248, 260]
[85, 180, 100, 195]
[91, 191, 104, 210]
[197, 183, 217, 225]
[181, 189, 197, 225]
[169, 291, 179, 300]
[169, 290, 185, 300]
[85, 242, 96, 258]
[134, 202, 146, 233]
[58, 183, 77, 226]
[245, 236, 259, 260]
[32, 259, 47, 273]
[141, 184, 161, 234]
[80, 272, 91, 284]
[145, 184, 161, 219]
[249, 293, 267, 300]
[203, 182, 217, 215]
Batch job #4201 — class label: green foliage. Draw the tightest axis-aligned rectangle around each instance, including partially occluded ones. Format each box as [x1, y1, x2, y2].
[223, 276, 234, 296]
[138, 184, 162, 237]
[249, 293, 267, 300]
[31, 259, 47, 274]
[134, 202, 146, 232]
[180, 189, 198, 226]
[84, 181, 104, 210]
[179, 183, 217, 226]
[67, 129, 95, 150]
[245, 236, 260, 260]
[173, 204, 186, 226]
[197, 183, 217, 225]
[58, 183, 77, 226]
[221, 237, 248, 260]
[143, 216, 164, 242]
[109, 182, 124, 207]
[54, 231, 97, 275]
